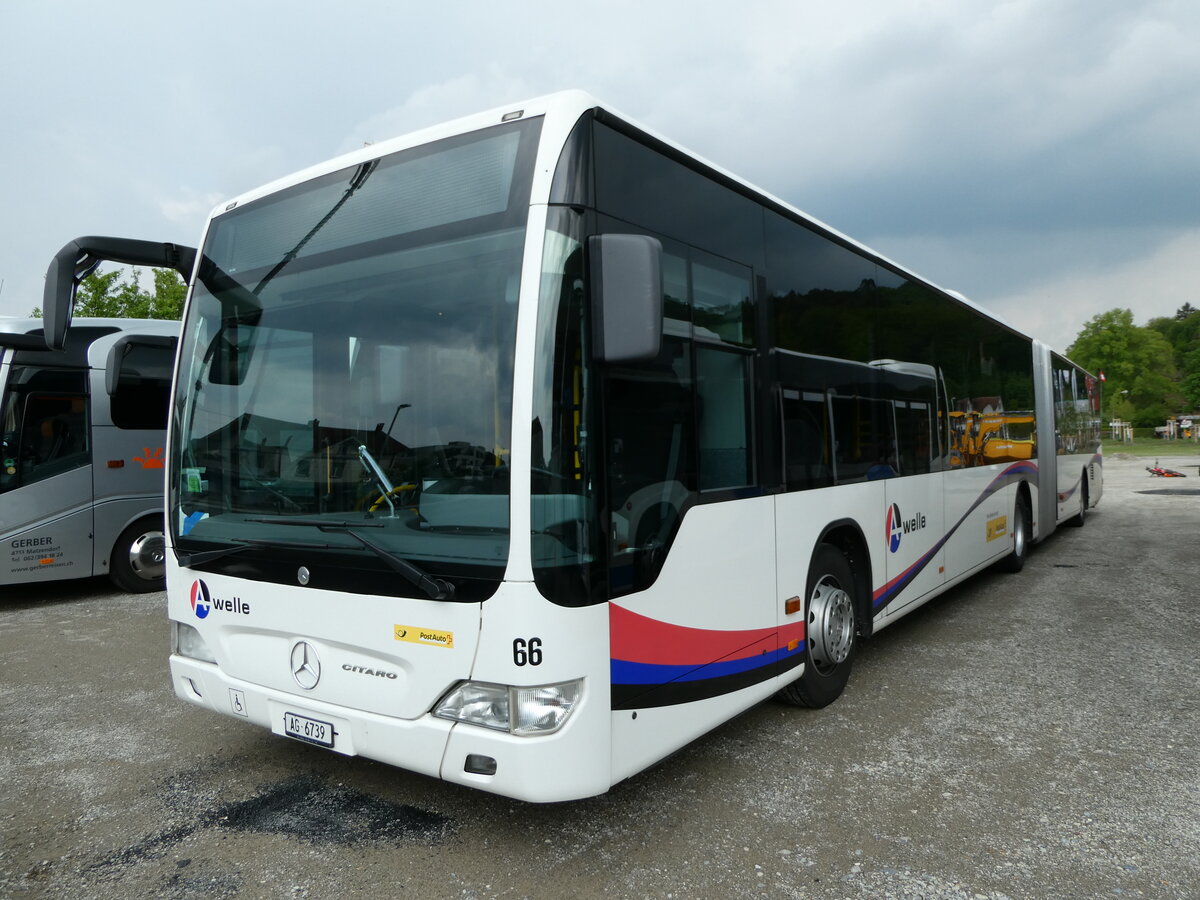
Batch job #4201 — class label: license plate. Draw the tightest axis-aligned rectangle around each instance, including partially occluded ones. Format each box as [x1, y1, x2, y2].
[283, 711, 335, 748]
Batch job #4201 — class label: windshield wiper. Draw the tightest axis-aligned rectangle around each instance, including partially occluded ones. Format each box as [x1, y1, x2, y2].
[174, 541, 255, 567]
[238, 537, 340, 550]
[245, 516, 455, 601]
[341, 528, 456, 601]
[246, 517, 384, 529]
[254, 159, 379, 294]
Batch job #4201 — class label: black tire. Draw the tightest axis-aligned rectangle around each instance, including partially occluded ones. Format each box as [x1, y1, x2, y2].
[997, 491, 1031, 573]
[778, 543, 857, 709]
[109, 518, 166, 593]
[1067, 474, 1089, 528]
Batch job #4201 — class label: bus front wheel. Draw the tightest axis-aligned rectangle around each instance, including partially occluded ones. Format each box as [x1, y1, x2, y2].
[110, 519, 166, 593]
[778, 543, 857, 709]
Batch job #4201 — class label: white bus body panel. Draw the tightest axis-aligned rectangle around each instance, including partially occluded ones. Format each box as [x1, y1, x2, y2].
[609, 678, 776, 786]
[607, 496, 780, 784]
[445, 589, 612, 801]
[1055, 450, 1103, 524]
[168, 567, 616, 801]
[941, 465, 1018, 582]
[619, 496, 777, 632]
[881, 472, 946, 617]
[168, 567, 484, 719]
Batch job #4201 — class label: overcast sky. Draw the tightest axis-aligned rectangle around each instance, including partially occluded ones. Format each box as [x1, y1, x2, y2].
[2, 0, 1196, 352]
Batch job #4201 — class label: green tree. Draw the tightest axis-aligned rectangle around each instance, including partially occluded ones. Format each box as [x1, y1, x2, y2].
[30, 266, 186, 320]
[1148, 303, 1200, 409]
[1067, 308, 1181, 427]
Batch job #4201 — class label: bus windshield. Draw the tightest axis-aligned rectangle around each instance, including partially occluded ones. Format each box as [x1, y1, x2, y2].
[170, 117, 541, 599]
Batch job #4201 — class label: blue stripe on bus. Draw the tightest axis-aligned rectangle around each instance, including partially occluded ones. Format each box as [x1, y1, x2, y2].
[611, 642, 804, 686]
[611, 646, 806, 710]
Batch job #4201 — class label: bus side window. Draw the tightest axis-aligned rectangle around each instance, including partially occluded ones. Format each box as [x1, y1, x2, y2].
[605, 337, 695, 596]
[894, 400, 934, 476]
[830, 395, 897, 483]
[20, 393, 89, 483]
[782, 389, 832, 490]
[695, 347, 752, 491]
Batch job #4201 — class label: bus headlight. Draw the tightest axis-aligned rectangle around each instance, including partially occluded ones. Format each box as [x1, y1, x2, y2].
[434, 679, 582, 735]
[510, 682, 582, 736]
[174, 621, 216, 663]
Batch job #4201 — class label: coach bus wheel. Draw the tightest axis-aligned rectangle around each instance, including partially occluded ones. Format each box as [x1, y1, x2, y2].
[1068, 476, 1088, 527]
[778, 543, 857, 709]
[110, 519, 166, 594]
[997, 492, 1031, 573]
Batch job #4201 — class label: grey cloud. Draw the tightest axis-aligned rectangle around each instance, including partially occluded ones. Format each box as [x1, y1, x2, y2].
[2, 0, 1197, 355]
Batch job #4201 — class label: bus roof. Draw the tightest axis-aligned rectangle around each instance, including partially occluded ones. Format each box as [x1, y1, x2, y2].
[0, 316, 179, 337]
[0, 317, 178, 366]
[200, 90, 1027, 344]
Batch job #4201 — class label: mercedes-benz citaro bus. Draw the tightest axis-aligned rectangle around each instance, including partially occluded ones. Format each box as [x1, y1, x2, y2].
[1, 317, 177, 592]
[42, 91, 1101, 801]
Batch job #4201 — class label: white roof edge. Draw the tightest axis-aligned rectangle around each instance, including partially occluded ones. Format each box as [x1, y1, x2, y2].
[209, 90, 604, 219]
[0, 316, 178, 335]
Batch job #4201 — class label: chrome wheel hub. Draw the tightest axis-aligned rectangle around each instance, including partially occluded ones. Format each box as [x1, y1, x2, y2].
[128, 531, 166, 581]
[808, 577, 854, 669]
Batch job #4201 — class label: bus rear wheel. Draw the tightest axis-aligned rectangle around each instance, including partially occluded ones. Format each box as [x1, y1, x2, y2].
[997, 492, 1031, 573]
[778, 543, 857, 709]
[110, 518, 166, 593]
[1068, 476, 1089, 527]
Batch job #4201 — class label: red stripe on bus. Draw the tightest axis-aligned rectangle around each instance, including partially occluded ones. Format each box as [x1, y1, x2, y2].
[610, 603, 805, 665]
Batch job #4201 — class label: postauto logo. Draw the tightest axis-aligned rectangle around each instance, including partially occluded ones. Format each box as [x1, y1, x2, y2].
[190, 579, 212, 619]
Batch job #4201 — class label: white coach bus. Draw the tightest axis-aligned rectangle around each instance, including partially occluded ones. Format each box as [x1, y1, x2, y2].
[1, 317, 177, 591]
[43, 91, 1101, 800]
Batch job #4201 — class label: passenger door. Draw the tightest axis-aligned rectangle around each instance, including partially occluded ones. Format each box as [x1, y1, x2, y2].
[0, 384, 95, 584]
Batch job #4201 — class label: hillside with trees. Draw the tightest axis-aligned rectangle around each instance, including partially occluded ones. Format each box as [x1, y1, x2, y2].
[1068, 305, 1200, 427]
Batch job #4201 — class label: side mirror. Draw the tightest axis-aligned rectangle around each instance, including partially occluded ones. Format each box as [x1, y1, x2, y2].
[588, 234, 663, 364]
[43, 237, 197, 351]
[105, 334, 179, 396]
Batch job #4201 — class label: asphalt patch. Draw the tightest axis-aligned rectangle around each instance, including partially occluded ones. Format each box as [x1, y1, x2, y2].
[211, 774, 451, 844]
[88, 774, 451, 876]
[1137, 488, 1200, 496]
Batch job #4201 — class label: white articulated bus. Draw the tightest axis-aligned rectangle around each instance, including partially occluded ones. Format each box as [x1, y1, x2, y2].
[43, 92, 1101, 801]
[1, 317, 177, 591]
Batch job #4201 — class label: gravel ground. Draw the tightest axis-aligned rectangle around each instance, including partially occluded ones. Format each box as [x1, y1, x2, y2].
[1, 454, 1197, 899]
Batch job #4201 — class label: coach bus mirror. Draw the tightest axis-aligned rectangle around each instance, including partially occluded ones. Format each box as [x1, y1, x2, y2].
[588, 234, 663, 365]
[44, 236, 197, 351]
[43, 241, 95, 352]
[105, 335, 179, 396]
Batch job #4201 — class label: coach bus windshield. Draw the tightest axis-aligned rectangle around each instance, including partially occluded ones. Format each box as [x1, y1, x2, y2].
[170, 118, 541, 600]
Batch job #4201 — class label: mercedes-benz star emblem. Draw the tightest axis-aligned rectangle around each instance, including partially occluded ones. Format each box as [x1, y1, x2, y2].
[290, 640, 321, 690]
